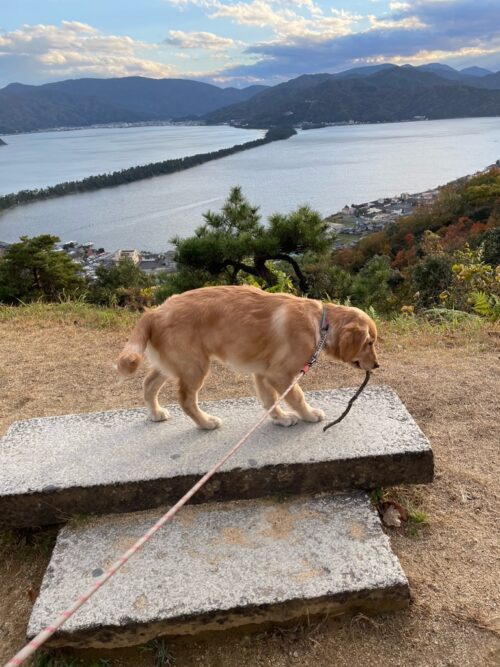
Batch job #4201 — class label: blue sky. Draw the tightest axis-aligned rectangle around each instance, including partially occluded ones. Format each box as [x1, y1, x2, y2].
[1, 1, 499, 88]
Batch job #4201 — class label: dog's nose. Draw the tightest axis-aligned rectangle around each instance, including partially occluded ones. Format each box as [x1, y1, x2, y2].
[373, 362, 380, 369]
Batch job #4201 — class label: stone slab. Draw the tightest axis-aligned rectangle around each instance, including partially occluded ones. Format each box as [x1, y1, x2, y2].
[0, 386, 433, 527]
[28, 493, 409, 648]
[0, 386, 433, 526]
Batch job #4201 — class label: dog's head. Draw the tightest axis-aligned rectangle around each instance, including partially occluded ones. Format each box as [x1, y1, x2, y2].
[326, 305, 379, 371]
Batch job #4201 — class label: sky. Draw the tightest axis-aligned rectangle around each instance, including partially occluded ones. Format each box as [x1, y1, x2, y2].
[0, 1, 499, 88]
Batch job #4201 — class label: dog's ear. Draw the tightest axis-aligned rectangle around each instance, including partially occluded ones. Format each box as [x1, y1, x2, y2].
[338, 324, 367, 362]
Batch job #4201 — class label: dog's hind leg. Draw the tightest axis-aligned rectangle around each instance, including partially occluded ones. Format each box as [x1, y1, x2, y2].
[177, 363, 222, 430]
[143, 368, 169, 422]
[254, 374, 299, 427]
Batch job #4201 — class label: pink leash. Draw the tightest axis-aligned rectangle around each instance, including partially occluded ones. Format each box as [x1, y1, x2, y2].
[4, 319, 330, 666]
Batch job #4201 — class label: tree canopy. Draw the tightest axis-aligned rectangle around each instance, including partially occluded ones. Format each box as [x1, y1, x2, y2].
[0, 235, 84, 304]
[170, 186, 334, 294]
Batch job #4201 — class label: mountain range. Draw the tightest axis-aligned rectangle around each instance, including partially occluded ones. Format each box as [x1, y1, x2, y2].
[0, 78, 267, 134]
[204, 64, 500, 127]
[0, 63, 499, 134]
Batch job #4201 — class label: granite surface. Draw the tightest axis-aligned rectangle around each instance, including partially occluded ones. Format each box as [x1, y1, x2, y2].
[28, 493, 410, 648]
[0, 387, 433, 527]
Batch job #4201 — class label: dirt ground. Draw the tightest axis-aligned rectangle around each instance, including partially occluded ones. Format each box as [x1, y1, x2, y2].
[0, 307, 499, 666]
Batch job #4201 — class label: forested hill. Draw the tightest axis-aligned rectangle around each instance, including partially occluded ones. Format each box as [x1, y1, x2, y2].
[204, 65, 500, 128]
[2, 63, 499, 134]
[327, 166, 500, 316]
[0, 77, 267, 134]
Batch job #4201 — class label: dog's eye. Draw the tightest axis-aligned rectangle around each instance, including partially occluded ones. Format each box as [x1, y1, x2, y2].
[368, 341, 374, 346]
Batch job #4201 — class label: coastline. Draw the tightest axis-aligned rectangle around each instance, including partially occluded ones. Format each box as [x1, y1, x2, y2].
[0, 119, 497, 253]
[5, 112, 500, 138]
[0, 120, 204, 137]
[0, 163, 497, 274]
[326, 162, 498, 249]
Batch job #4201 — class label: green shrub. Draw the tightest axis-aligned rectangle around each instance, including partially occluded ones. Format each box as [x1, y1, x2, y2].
[469, 291, 500, 322]
[412, 255, 453, 307]
[88, 258, 155, 306]
[154, 269, 209, 303]
[482, 227, 500, 266]
[350, 255, 399, 313]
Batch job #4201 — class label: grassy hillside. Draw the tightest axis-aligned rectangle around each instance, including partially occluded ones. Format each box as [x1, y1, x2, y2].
[0, 303, 499, 665]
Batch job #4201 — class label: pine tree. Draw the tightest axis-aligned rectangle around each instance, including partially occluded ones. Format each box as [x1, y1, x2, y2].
[0, 235, 84, 303]
[171, 186, 333, 294]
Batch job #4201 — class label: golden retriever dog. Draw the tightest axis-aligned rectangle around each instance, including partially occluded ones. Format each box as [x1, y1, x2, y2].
[116, 285, 379, 430]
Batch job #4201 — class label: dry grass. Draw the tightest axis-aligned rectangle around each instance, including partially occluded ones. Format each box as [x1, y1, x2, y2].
[0, 304, 499, 667]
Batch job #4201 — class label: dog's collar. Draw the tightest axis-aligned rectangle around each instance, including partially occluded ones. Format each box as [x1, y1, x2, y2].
[301, 306, 330, 375]
[319, 305, 329, 333]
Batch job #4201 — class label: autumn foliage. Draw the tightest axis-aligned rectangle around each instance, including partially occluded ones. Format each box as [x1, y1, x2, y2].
[327, 167, 499, 316]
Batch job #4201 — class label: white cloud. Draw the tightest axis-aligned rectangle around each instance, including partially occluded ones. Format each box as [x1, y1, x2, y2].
[167, 0, 360, 42]
[368, 14, 427, 30]
[2, 2, 499, 88]
[209, 1, 296, 29]
[388, 44, 500, 65]
[166, 30, 238, 50]
[389, 2, 410, 9]
[210, 0, 500, 85]
[286, 0, 323, 15]
[0, 21, 179, 81]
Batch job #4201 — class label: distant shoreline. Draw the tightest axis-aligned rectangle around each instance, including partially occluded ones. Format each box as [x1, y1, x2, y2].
[4, 114, 499, 138]
[0, 120, 203, 137]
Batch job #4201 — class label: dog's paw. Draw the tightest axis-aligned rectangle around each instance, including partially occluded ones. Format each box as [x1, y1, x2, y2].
[272, 412, 299, 427]
[302, 408, 326, 423]
[199, 415, 223, 430]
[149, 408, 170, 422]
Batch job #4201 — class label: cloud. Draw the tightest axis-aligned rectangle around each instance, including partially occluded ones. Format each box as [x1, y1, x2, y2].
[389, 2, 410, 10]
[367, 14, 427, 30]
[205, 0, 500, 83]
[209, 1, 297, 30]
[168, 1, 362, 43]
[2, 1, 499, 88]
[166, 30, 238, 51]
[0, 21, 179, 85]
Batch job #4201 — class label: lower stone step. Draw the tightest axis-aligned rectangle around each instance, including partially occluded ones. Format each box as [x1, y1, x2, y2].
[0, 386, 433, 527]
[28, 493, 409, 648]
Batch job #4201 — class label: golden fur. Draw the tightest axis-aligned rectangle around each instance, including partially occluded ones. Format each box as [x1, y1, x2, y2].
[116, 285, 379, 429]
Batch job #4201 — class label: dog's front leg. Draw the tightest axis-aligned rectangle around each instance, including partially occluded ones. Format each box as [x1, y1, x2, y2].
[267, 376, 325, 424]
[284, 384, 325, 423]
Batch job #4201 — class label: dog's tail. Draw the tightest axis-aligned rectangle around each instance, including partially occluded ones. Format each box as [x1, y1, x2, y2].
[115, 311, 153, 378]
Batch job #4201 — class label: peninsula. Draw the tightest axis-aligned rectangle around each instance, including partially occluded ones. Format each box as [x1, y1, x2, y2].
[0, 126, 295, 213]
